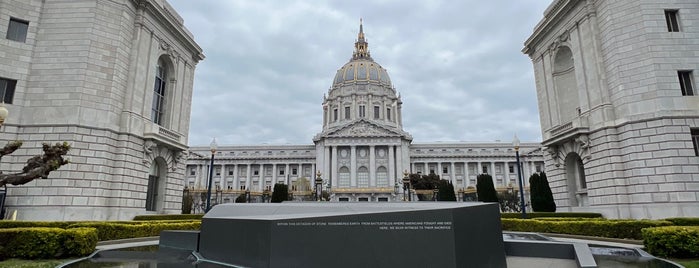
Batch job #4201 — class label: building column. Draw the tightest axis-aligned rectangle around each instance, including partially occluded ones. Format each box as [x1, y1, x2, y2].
[246, 164, 251, 191]
[331, 146, 338, 188]
[351, 146, 357, 187]
[464, 162, 469, 188]
[504, 161, 511, 187]
[388, 145, 395, 188]
[324, 146, 330, 187]
[369, 146, 376, 187]
[219, 165, 225, 190]
[450, 162, 456, 185]
[272, 164, 277, 188]
[424, 162, 428, 175]
[490, 162, 496, 187]
[395, 144, 402, 183]
[285, 164, 290, 185]
[233, 164, 239, 190]
[195, 165, 202, 189]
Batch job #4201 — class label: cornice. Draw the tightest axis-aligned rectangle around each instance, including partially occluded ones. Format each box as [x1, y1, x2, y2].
[523, 0, 589, 57]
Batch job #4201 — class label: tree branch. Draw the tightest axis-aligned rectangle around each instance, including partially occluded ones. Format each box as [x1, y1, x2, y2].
[0, 142, 70, 187]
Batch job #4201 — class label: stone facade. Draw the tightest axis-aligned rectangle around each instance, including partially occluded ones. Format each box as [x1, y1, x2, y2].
[523, 0, 699, 218]
[0, 0, 203, 220]
[186, 22, 544, 209]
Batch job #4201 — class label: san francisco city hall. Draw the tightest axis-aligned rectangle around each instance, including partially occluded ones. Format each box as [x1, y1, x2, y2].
[185, 23, 544, 208]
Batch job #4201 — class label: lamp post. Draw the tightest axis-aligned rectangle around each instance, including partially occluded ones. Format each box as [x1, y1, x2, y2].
[246, 188, 251, 203]
[402, 170, 410, 201]
[513, 134, 527, 219]
[315, 170, 323, 201]
[205, 138, 218, 212]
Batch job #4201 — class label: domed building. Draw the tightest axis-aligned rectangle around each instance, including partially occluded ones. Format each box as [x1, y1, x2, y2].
[185, 21, 543, 207]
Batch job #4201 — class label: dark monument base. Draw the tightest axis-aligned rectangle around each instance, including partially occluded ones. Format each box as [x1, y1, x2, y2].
[197, 202, 506, 268]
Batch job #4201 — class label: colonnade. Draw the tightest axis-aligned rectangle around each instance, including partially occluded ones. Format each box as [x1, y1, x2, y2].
[186, 162, 316, 193]
[409, 160, 542, 189]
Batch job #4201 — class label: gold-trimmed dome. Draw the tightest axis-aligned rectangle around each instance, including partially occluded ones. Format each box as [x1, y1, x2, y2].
[331, 19, 392, 88]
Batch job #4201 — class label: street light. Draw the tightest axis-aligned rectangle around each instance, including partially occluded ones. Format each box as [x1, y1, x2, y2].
[246, 188, 251, 203]
[0, 105, 7, 218]
[402, 170, 411, 201]
[205, 138, 217, 212]
[315, 170, 323, 201]
[513, 134, 527, 219]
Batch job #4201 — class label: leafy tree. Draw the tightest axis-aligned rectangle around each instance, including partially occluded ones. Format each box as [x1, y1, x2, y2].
[409, 173, 440, 190]
[530, 172, 556, 212]
[437, 180, 456, 201]
[476, 174, 498, 202]
[181, 189, 194, 214]
[0, 141, 70, 187]
[497, 191, 521, 212]
[271, 183, 288, 203]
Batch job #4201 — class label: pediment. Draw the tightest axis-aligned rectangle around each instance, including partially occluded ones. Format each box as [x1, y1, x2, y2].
[327, 121, 402, 138]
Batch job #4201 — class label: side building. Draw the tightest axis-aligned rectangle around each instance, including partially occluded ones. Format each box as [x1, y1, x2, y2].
[0, 0, 203, 220]
[185, 22, 544, 210]
[523, 0, 699, 218]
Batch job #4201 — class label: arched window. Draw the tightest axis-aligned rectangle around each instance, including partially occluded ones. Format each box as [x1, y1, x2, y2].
[376, 166, 388, 187]
[357, 166, 369, 188]
[147, 157, 168, 211]
[151, 57, 170, 126]
[553, 46, 579, 124]
[339, 167, 350, 188]
[565, 153, 587, 207]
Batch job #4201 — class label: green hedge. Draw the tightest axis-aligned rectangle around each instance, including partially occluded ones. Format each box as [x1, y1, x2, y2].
[663, 218, 699, 226]
[67, 221, 200, 241]
[502, 218, 672, 240]
[0, 227, 97, 260]
[501, 212, 603, 219]
[642, 226, 699, 258]
[133, 214, 204, 221]
[0, 221, 76, 229]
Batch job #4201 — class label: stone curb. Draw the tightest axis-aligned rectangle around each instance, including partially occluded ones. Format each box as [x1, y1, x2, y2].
[96, 236, 159, 246]
[542, 233, 644, 246]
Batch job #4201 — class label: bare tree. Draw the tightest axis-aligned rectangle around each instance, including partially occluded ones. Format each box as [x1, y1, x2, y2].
[0, 141, 70, 187]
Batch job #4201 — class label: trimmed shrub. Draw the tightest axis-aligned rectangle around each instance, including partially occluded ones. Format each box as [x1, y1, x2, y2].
[529, 172, 556, 212]
[437, 180, 456, 201]
[476, 174, 498, 202]
[63, 227, 99, 256]
[133, 214, 204, 221]
[67, 221, 200, 241]
[500, 212, 603, 219]
[0, 227, 98, 260]
[502, 218, 672, 240]
[271, 183, 288, 203]
[663, 218, 699, 226]
[0, 221, 76, 229]
[642, 226, 699, 258]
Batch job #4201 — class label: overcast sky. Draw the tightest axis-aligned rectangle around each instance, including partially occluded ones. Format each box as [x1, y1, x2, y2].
[167, 0, 552, 146]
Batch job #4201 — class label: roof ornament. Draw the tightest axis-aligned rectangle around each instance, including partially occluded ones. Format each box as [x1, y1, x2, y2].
[352, 18, 372, 60]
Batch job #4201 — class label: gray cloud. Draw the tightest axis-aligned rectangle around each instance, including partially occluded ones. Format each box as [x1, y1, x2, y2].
[167, 0, 551, 146]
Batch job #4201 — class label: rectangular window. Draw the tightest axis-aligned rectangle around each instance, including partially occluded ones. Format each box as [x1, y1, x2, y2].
[333, 109, 338, 121]
[6, 18, 28, 42]
[359, 105, 365, 117]
[378, 197, 388, 202]
[374, 106, 380, 119]
[429, 169, 435, 175]
[536, 164, 543, 173]
[508, 165, 514, 173]
[215, 167, 221, 176]
[253, 170, 259, 176]
[228, 169, 234, 176]
[292, 168, 297, 175]
[344, 106, 350, 119]
[0, 78, 17, 104]
[279, 169, 285, 175]
[358, 197, 369, 202]
[339, 197, 349, 202]
[692, 129, 699, 156]
[482, 165, 488, 174]
[387, 108, 391, 121]
[679, 71, 695, 96]
[190, 168, 196, 176]
[665, 10, 680, 32]
[151, 64, 166, 125]
[442, 167, 448, 174]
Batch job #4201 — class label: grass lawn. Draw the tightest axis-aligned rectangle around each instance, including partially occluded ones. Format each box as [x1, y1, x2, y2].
[0, 258, 74, 268]
[672, 259, 699, 268]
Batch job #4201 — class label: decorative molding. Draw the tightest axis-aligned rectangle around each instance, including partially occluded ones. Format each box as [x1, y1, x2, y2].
[143, 140, 158, 164]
